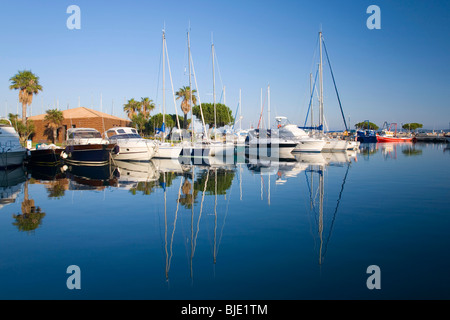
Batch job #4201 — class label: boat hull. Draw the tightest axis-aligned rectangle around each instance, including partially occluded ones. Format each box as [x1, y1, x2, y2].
[293, 139, 325, 153]
[322, 139, 348, 152]
[209, 143, 235, 157]
[111, 144, 155, 161]
[62, 144, 117, 166]
[153, 143, 182, 159]
[377, 136, 413, 143]
[0, 149, 27, 168]
[28, 148, 63, 165]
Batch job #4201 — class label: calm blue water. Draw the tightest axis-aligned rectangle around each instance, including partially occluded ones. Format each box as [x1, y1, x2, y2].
[0, 142, 449, 300]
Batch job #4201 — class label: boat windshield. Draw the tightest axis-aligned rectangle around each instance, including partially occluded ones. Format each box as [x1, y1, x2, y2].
[109, 133, 142, 140]
[69, 131, 102, 139]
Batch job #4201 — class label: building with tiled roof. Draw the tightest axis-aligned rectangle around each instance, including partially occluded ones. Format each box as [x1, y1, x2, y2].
[28, 107, 131, 143]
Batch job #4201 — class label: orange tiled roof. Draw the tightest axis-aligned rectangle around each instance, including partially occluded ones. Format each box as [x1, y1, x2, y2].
[28, 107, 128, 122]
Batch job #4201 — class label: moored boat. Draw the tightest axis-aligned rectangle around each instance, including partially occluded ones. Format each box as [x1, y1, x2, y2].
[275, 117, 325, 153]
[27, 144, 63, 165]
[62, 128, 118, 166]
[0, 119, 27, 168]
[105, 127, 157, 161]
[376, 123, 414, 143]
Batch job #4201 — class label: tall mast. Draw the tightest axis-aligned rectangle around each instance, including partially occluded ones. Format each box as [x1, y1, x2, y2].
[212, 39, 216, 138]
[188, 29, 193, 144]
[319, 31, 324, 134]
[310, 73, 314, 129]
[260, 88, 263, 129]
[162, 28, 166, 142]
[239, 88, 242, 131]
[267, 84, 270, 129]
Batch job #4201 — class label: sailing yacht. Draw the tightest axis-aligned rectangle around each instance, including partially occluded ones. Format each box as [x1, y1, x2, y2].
[311, 31, 355, 152]
[153, 29, 183, 160]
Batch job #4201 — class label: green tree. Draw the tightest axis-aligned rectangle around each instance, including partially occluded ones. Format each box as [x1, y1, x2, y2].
[9, 70, 43, 125]
[149, 113, 175, 133]
[355, 121, 379, 130]
[192, 103, 234, 128]
[123, 98, 141, 120]
[175, 86, 197, 129]
[9, 113, 35, 144]
[44, 109, 64, 143]
[140, 97, 155, 120]
[402, 123, 423, 132]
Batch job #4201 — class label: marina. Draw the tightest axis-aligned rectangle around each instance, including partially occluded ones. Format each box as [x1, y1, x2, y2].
[0, 0, 449, 305]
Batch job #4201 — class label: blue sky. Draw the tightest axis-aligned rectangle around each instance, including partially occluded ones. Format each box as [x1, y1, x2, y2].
[0, 0, 449, 130]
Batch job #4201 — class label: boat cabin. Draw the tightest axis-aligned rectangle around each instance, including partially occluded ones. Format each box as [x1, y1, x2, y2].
[105, 127, 142, 140]
[66, 128, 105, 145]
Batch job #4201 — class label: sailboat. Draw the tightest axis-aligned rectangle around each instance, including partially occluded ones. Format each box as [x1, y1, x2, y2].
[307, 31, 356, 152]
[179, 29, 211, 159]
[208, 39, 235, 158]
[153, 29, 183, 159]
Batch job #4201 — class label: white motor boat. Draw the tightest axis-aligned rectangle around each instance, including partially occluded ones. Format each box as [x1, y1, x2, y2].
[275, 117, 325, 153]
[105, 127, 157, 161]
[0, 119, 27, 168]
[245, 128, 297, 160]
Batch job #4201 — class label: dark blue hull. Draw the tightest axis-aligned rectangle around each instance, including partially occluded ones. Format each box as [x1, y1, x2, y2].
[64, 144, 117, 165]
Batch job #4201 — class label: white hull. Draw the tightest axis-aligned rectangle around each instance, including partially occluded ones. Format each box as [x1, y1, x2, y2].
[153, 143, 182, 159]
[112, 144, 156, 161]
[322, 138, 348, 152]
[0, 149, 27, 167]
[346, 140, 360, 150]
[209, 142, 235, 157]
[293, 139, 325, 153]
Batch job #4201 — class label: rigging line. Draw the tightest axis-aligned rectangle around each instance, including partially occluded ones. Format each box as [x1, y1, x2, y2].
[190, 50, 209, 139]
[322, 37, 348, 131]
[303, 67, 319, 127]
[257, 89, 268, 129]
[155, 35, 163, 113]
[322, 162, 351, 260]
[164, 38, 181, 130]
[192, 167, 210, 258]
[217, 169, 234, 259]
[213, 48, 224, 94]
[167, 176, 183, 279]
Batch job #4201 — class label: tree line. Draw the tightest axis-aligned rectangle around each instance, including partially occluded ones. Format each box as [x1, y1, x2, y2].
[354, 121, 423, 132]
[6, 70, 235, 144]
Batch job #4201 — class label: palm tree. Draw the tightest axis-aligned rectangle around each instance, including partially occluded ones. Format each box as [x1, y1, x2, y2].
[123, 98, 141, 120]
[140, 97, 155, 120]
[9, 70, 43, 125]
[175, 86, 197, 129]
[44, 109, 64, 143]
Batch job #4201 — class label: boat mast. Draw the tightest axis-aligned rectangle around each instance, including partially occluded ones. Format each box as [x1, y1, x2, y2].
[319, 31, 324, 135]
[212, 37, 217, 139]
[162, 28, 166, 142]
[267, 84, 271, 130]
[188, 29, 193, 145]
[310, 73, 314, 130]
[239, 88, 242, 131]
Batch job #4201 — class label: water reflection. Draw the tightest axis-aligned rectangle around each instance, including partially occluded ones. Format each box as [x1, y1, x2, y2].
[0, 166, 27, 210]
[12, 179, 45, 233]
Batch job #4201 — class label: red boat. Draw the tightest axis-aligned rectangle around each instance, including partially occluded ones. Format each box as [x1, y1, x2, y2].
[376, 123, 414, 143]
